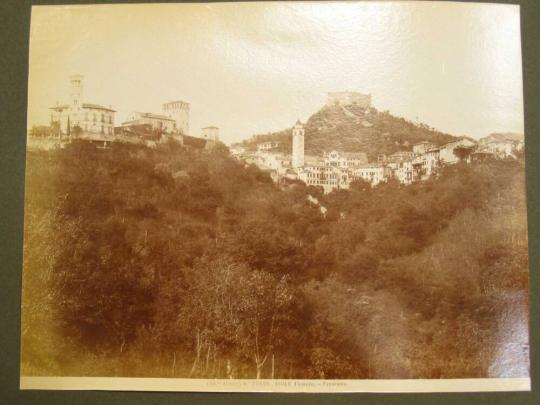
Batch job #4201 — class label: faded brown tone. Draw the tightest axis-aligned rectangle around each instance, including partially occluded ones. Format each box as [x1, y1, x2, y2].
[28, 2, 523, 144]
[21, 1, 529, 392]
[21, 141, 529, 380]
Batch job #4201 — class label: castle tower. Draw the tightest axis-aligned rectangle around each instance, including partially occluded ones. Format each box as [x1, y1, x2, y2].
[163, 101, 190, 135]
[292, 120, 304, 168]
[69, 75, 84, 108]
[327, 91, 371, 108]
[201, 126, 219, 142]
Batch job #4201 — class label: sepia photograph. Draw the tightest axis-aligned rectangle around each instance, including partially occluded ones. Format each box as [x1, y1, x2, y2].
[20, 1, 530, 392]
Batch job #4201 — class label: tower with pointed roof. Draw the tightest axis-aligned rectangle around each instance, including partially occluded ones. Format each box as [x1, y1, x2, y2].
[292, 119, 304, 168]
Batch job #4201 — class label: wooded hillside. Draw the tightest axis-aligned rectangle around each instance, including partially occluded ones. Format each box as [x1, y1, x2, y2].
[240, 105, 459, 160]
[21, 140, 529, 378]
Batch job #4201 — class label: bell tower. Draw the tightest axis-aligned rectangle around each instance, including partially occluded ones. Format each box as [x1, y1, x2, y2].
[69, 75, 83, 108]
[292, 120, 304, 168]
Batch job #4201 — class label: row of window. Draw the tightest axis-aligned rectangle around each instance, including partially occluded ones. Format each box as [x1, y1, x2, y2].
[355, 174, 378, 180]
[306, 172, 337, 179]
[82, 112, 113, 124]
[69, 121, 113, 135]
[306, 180, 339, 186]
[355, 170, 381, 176]
[53, 112, 114, 124]
[325, 161, 365, 168]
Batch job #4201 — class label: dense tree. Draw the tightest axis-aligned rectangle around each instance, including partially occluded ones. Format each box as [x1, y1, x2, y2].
[21, 141, 529, 379]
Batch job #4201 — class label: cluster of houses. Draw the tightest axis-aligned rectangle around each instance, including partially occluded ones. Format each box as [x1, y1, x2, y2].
[231, 122, 524, 194]
[30, 79, 524, 192]
[28, 75, 220, 150]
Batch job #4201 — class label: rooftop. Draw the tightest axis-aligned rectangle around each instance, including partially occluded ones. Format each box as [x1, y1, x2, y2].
[324, 151, 367, 159]
[472, 150, 496, 155]
[49, 102, 116, 112]
[442, 137, 477, 147]
[481, 133, 524, 143]
[305, 155, 325, 162]
[390, 151, 414, 156]
[485, 138, 518, 144]
[82, 103, 116, 112]
[328, 91, 371, 96]
[355, 163, 384, 169]
[342, 152, 367, 159]
[137, 112, 175, 121]
[49, 104, 70, 111]
[303, 162, 327, 168]
[164, 100, 189, 105]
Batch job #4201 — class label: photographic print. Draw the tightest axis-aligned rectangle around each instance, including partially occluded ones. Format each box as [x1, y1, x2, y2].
[21, 1, 530, 392]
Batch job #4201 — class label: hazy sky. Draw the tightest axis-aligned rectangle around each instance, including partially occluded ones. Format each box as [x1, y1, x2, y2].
[28, 2, 524, 144]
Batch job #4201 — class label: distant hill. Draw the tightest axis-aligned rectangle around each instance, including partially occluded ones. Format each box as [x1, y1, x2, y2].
[239, 104, 460, 161]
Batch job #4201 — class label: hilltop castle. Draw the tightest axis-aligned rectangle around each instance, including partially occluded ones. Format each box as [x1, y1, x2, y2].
[326, 91, 371, 108]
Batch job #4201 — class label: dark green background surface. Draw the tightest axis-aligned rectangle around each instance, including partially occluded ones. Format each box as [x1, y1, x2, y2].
[1, 0, 538, 403]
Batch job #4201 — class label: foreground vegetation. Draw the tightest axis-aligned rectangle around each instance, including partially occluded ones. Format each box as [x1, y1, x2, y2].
[21, 140, 529, 378]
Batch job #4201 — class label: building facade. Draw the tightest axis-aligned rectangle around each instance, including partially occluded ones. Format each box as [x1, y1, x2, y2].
[351, 164, 387, 186]
[324, 150, 368, 168]
[412, 141, 437, 155]
[257, 141, 280, 151]
[121, 112, 175, 133]
[255, 151, 290, 171]
[479, 133, 524, 150]
[49, 75, 116, 136]
[388, 159, 413, 185]
[201, 126, 220, 142]
[439, 138, 477, 164]
[482, 140, 515, 157]
[298, 165, 344, 193]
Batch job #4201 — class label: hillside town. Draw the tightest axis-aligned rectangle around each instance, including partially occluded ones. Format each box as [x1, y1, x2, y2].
[230, 92, 524, 193]
[28, 75, 220, 150]
[20, 3, 530, 387]
[29, 79, 524, 194]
